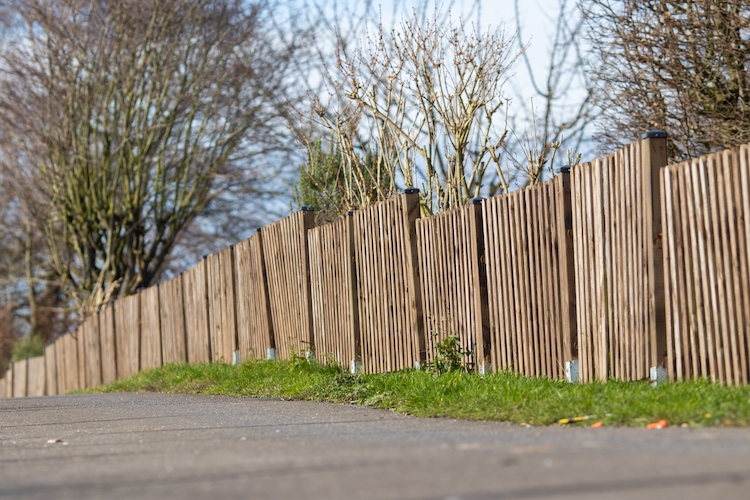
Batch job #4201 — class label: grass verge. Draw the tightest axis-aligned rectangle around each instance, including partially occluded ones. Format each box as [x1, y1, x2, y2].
[82, 359, 750, 427]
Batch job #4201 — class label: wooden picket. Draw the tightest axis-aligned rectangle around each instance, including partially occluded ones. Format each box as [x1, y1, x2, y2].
[4, 367, 12, 398]
[159, 276, 187, 364]
[55, 336, 66, 394]
[234, 231, 273, 361]
[44, 342, 58, 396]
[571, 136, 667, 382]
[114, 294, 140, 379]
[207, 248, 237, 363]
[416, 202, 487, 370]
[482, 175, 575, 379]
[183, 261, 210, 363]
[261, 210, 315, 359]
[82, 315, 102, 388]
[61, 333, 80, 393]
[308, 216, 359, 368]
[27, 356, 45, 396]
[76, 326, 86, 389]
[140, 285, 162, 370]
[99, 303, 118, 384]
[661, 145, 750, 384]
[351, 192, 424, 373]
[12, 359, 27, 397]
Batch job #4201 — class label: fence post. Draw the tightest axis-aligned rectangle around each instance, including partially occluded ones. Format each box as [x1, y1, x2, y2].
[345, 210, 363, 373]
[641, 130, 669, 375]
[401, 188, 426, 365]
[299, 206, 316, 359]
[468, 198, 492, 374]
[554, 168, 579, 378]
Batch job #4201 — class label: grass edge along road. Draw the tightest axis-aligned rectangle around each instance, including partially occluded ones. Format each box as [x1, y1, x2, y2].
[81, 359, 750, 427]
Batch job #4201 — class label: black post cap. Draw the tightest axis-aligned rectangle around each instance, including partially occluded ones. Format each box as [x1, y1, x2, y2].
[346, 210, 356, 216]
[642, 129, 668, 139]
[557, 165, 571, 174]
[404, 187, 420, 194]
[300, 205, 315, 212]
[256, 227, 262, 233]
[229, 245, 234, 250]
[202, 254, 208, 260]
[470, 197, 484, 205]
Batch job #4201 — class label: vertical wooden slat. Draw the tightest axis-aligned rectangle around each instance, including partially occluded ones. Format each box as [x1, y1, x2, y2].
[99, 303, 117, 384]
[207, 248, 237, 363]
[159, 277, 187, 364]
[83, 315, 102, 388]
[114, 293, 141, 379]
[13, 359, 27, 397]
[44, 342, 57, 396]
[63, 333, 79, 393]
[27, 356, 46, 397]
[183, 260, 210, 364]
[139, 285, 162, 370]
[76, 325, 86, 389]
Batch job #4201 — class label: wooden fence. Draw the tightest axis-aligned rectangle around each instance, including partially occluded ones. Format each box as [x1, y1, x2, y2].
[482, 174, 576, 380]
[416, 202, 486, 370]
[10, 133, 750, 397]
[309, 216, 359, 369]
[570, 136, 668, 382]
[352, 192, 424, 373]
[661, 145, 750, 385]
[261, 209, 315, 360]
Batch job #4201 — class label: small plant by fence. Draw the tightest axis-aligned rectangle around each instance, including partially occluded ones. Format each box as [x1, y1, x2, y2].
[6, 132, 750, 398]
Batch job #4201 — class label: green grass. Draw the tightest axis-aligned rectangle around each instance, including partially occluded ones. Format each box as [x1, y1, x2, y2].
[82, 359, 750, 427]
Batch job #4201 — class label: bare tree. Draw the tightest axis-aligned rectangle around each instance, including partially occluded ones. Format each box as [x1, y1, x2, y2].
[583, 0, 750, 161]
[0, 0, 301, 316]
[509, 0, 593, 179]
[303, 10, 518, 216]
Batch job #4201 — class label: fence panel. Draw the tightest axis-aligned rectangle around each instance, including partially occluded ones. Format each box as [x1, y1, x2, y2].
[482, 175, 575, 379]
[571, 137, 667, 382]
[159, 277, 187, 364]
[27, 356, 45, 396]
[140, 285, 162, 370]
[235, 232, 273, 361]
[183, 261, 210, 363]
[417, 203, 487, 370]
[309, 216, 358, 368]
[99, 303, 117, 384]
[12, 359, 27, 397]
[45, 342, 58, 396]
[262, 210, 315, 359]
[81, 315, 102, 388]
[114, 294, 140, 379]
[662, 146, 750, 384]
[207, 248, 237, 363]
[352, 192, 424, 373]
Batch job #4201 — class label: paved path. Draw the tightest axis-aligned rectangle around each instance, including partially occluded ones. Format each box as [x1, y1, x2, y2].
[1, 394, 750, 499]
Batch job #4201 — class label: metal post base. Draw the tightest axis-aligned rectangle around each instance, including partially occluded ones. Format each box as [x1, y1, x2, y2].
[565, 360, 579, 383]
[650, 366, 668, 387]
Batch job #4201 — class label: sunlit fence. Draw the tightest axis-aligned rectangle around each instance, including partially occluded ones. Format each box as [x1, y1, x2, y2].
[6, 132, 750, 398]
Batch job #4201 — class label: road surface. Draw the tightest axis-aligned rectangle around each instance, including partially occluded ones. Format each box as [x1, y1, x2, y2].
[1, 393, 750, 499]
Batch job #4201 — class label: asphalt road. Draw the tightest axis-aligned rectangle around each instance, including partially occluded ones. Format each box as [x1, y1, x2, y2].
[1, 394, 750, 500]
